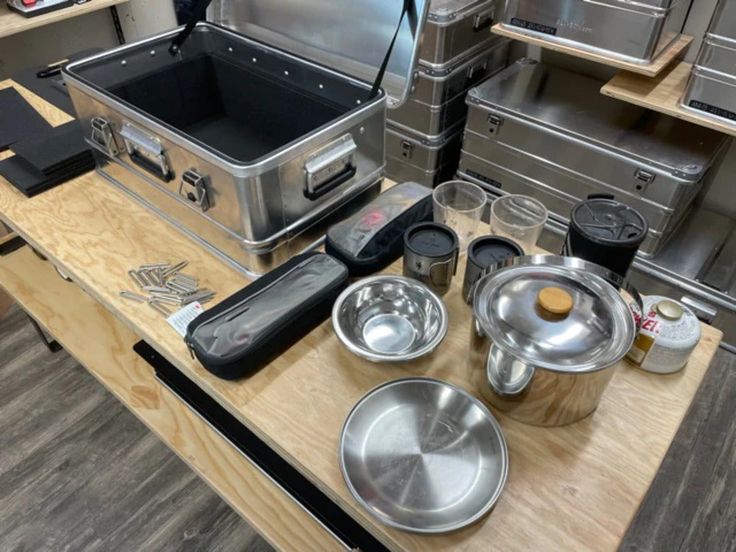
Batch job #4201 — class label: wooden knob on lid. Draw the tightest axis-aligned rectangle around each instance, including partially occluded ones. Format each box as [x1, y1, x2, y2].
[537, 287, 574, 316]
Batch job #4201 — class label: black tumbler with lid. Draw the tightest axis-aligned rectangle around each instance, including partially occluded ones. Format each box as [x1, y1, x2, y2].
[563, 195, 648, 279]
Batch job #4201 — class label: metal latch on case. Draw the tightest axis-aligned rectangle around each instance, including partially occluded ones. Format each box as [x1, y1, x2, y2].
[634, 169, 655, 192]
[466, 61, 488, 84]
[473, 8, 494, 31]
[90, 117, 119, 156]
[401, 140, 414, 160]
[179, 170, 210, 212]
[488, 114, 503, 135]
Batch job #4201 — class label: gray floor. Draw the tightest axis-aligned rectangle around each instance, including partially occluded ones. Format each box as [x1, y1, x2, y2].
[0, 305, 272, 552]
[1, 303, 735, 552]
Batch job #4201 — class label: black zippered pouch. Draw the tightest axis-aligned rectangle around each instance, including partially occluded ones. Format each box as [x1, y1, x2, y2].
[185, 253, 348, 380]
[325, 182, 433, 277]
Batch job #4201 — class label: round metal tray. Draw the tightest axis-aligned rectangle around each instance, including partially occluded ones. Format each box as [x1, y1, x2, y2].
[339, 378, 508, 534]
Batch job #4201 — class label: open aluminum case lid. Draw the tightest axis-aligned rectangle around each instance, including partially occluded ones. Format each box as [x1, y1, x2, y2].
[207, 0, 430, 108]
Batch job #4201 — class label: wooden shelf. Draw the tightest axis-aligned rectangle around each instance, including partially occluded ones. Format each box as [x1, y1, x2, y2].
[601, 61, 736, 137]
[492, 23, 693, 77]
[0, 245, 342, 552]
[0, 0, 127, 40]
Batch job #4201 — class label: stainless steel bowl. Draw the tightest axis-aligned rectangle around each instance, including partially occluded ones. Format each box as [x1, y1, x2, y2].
[332, 276, 448, 362]
[340, 378, 509, 533]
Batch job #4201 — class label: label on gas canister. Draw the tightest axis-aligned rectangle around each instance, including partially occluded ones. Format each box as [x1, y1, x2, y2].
[627, 311, 661, 365]
[627, 296, 701, 374]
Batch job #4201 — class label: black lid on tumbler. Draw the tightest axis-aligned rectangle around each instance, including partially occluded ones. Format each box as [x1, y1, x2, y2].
[404, 223, 459, 258]
[469, 236, 525, 269]
[570, 197, 648, 247]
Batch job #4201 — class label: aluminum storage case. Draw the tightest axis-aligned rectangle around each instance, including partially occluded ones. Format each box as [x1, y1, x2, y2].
[385, 122, 464, 187]
[682, 66, 736, 123]
[63, 1, 429, 276]
[458, 59, 728, 258]
[389, 37, 509, 135]
[681, 0, 736, 125]
[419, 0, 497, 65]
[499, 0, 691, 63]
[386, 156, 457, 188]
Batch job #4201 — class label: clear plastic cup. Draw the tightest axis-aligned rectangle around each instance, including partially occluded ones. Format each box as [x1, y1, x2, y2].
[433, 181, 487, 253]
[490, 195, 548, 251]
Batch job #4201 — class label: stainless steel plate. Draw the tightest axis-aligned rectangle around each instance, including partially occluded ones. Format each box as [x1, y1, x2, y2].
[340, 378, 508, 533]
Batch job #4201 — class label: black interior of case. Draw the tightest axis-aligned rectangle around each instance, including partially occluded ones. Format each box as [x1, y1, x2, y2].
[68, 26, 371, 164]
[109, 54, 346, 163]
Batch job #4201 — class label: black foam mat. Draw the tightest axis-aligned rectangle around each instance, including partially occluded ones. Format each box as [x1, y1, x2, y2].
[0, 154, 94, 198]
[0, 88, 53, 151]
[11, 121, 91, 175]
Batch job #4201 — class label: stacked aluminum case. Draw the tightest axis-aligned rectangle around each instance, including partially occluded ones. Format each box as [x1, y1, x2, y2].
[386, 0, 510, 187]
[682, 0, 736, 125]
[499, 0, 691, 64]
[458, 59, 728, 258]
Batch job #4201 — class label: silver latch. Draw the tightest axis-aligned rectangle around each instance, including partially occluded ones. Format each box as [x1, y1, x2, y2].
[473, 7, 495, 31]
[400, 140, 414, 160]
[488, 114, 503, 135]
[179, 170, 209, 212]
[634, 169, 655, 192]
[90, 117, 119, 156]
[466, 61, 488, 82]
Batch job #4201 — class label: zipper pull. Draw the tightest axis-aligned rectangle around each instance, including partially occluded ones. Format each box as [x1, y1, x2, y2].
[184, 338, 196, 360]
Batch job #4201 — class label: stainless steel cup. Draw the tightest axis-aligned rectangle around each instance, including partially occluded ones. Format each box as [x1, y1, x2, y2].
[462, 236, 524, 304]
[403, 223, 459, 297]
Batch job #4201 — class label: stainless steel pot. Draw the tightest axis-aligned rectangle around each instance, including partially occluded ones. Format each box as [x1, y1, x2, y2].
[469, 256, 637, 426]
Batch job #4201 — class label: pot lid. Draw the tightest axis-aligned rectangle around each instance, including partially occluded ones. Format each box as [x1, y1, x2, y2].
[474, 256, 636, 373]
[571, 198, 648, 247]
[207, 0, 430, 107]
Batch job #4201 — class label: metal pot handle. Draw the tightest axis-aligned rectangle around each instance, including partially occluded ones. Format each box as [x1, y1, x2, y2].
[486, 344, 535, 398]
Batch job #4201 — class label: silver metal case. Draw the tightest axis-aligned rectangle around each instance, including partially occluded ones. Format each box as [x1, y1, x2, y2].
[708, 0, 736, 41]
[386, 123, 464, 188]
[420, 0, 497, 65]
[460, 60, 727, 257]
[500, 0, 691, 63]
[682, 66, 736, 124]
[64, 1, 429, 276]
[389, 39, 509, 136]
[681, 0, 736, 125]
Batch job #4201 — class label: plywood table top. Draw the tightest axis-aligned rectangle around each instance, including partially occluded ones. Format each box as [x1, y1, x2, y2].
[0, 79, 723, 551]
[602, 61, 736, 138]
[493, 23, 692, 78]
[0, 0, 127, 40]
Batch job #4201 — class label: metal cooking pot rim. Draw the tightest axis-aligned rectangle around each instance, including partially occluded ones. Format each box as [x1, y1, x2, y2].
[473, 255, 636, 374]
